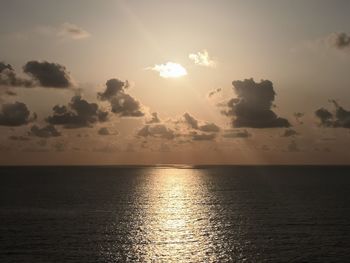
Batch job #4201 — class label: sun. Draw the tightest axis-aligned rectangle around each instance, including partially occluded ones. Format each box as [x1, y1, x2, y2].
[151, 62, 188, 78]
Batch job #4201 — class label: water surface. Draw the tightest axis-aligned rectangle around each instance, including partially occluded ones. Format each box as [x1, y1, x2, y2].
[1, 166, 349, 262]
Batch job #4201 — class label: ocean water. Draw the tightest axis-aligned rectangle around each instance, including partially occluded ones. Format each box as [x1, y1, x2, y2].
[0, 166, 350, 263]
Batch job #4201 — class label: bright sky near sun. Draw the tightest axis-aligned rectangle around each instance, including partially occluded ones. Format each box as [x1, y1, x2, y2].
[1, 0, 350, 165]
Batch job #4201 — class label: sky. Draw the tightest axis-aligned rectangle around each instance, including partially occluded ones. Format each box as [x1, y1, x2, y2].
[1, 0, 350, 165]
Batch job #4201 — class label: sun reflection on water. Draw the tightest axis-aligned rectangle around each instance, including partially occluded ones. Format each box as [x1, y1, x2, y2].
[136, 168, 216, 262]
[99, 167, 235, 262]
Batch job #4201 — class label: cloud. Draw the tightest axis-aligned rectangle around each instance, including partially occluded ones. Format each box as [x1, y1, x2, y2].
[146, 112, 161, 124]
[149, 62, 187, 78]
[221, 78, 290, 128]
[198, 122, 220, 132]
[1, 60, 74, 88]
[208, 88, 222, 98]
[183, 112, 198, 129]
[13, 23, 90, 41]
[137, 113, 219, 142]
[328, 32, 350, 50]
[315, 108, 333, 126]
[137, 124, 175, 140]
[110, 93, 144, 117]
[222, 129, 251, 138]
[98, 79, 127, 101]
[23, 61, 74, 88]
[191, 132, 216, 141]
[59, 23, 91, 40]
[0, 62, 33, 87]
[98, 78, 144, 117]
[183, 112, 220, 132]
[0, 63, 12, 71]
[282, 128, 298, 137]
[189, 50, 216, 67]
[46, 96, 108, 128]
[0, 101, 36, 126]
[30, 124, 61, 138]
[315, 100, 350, 128]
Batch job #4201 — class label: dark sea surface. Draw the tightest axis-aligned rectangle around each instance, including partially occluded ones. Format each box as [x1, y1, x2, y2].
[0, 166, 350, 263]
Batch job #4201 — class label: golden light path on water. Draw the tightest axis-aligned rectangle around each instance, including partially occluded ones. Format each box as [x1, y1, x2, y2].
[100, 167, 245, 262]
[137, 167, 217, 262]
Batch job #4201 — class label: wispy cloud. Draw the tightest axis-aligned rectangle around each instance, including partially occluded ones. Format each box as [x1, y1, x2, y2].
[189, 50, 216, 67]
[9, 23, 91, 41]
[207, 88, 222, 98]
[327, 32, 350, 50]
[58, 23, 91, 40]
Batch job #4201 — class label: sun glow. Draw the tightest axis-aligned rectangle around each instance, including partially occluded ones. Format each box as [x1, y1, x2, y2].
[151, 62, 188, 78]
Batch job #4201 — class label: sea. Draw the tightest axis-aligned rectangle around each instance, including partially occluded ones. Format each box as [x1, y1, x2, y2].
[0, 166, 349, 262]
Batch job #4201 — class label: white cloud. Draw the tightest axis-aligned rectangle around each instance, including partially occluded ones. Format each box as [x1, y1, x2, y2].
[189, 50, 216, 67]
[149, 62, 187, 78]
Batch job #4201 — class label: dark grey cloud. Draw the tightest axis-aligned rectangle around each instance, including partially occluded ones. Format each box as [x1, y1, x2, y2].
[282, 128, 298, 137]
[30, 124, 61, 138]
[183, 112, 220, 132]
[191, 132, 216, 141]
[0, 63, 11, 72]
[315, 100, 350, 128]
[23, 61, 73, 88]
[0, 62, 33, 87]
[329, 32, 350, 49]
[137, 124, 175, 140]
[221, 78, 290, 128]
[223, 129, 251, 138]
[315, 108, 333, 126]
[98, 78, 144, 117]
[0, 101, 36, 126]
[146, 112, 161, 124]
[110, 93, 144, 117]
[1, 60, 74, 88]
[46, 96, 108, 128]
[98, 79, 127, 101]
